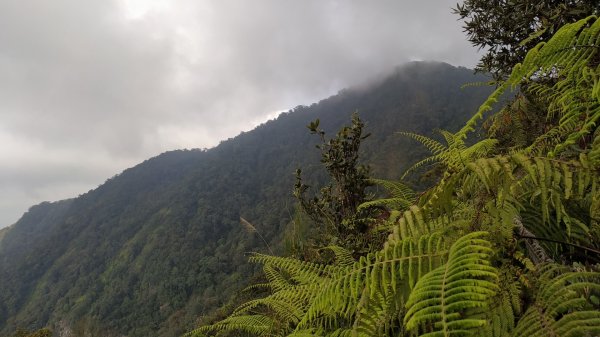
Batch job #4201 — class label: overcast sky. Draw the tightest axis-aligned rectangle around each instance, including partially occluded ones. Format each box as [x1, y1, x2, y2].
[0, 0, 480, 228]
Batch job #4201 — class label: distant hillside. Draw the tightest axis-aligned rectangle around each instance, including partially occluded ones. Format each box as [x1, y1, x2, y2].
[0, 62, 492, 337]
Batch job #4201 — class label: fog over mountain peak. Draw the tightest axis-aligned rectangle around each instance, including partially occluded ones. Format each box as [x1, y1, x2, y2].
[0, 1, 479, 228]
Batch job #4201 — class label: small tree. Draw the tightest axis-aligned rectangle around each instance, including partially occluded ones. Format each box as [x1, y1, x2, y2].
[293, 113, 382, 257]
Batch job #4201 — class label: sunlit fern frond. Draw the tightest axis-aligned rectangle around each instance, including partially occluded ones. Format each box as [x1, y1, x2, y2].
[461, 138, 499, 163]
[296, 232, 448, 330]
[397, 132, 447, 156]
[400, 129, 498, 181]
[249, 253, 338, 285]
[232, 286, 310, 325]
[398, 131, 447, 180]
[386, 205, 470, 243]
[369, 178, 416, 202]
[263, 263, 296, 292]
[403, 231, 499, 337]
[323, 246, 355, 267]
[358, 179, 415, 212]
[187, 314, 275, 337]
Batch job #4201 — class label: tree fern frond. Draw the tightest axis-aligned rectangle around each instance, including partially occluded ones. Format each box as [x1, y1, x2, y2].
[401, 129, 498, 182]
[358, 198, 413, 213]
[511, 264, 600, 337]
[263, 263, 296, 292]
[368, 178, 416, 202]
[403, 231, 499, 337]
[398, 132, 447, 156]
[187, 314, 275, 337]
[231, 295, 304, 325]
[242, 282, 273, 292]
[323, 246, 355, 267]
[398, 131, 450, 180]
[457, 80, 510, 142]
[455, 17, 600, 160]
[352, 286, 402, 337]
[476, 266, 524, 337]
[249, 253, 337, 284]
[358, 179, 415, 212]
[436, 153, 598, 245]
[461, 138, 499, 162]
[400, 156, 440, 180]
[510, 16, 600, 158]
[439, 129, 462, 150]
[387, 205, 461, 242]
[297, 233, 448, 329]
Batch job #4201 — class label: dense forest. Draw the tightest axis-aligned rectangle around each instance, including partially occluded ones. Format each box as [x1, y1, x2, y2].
[0, 62, 491, 337]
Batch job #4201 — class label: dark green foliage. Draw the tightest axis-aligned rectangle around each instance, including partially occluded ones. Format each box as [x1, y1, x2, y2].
[454, 0, 600, 80]
[484, 93, 550, 151]
[294, 113, 381, 257]
[0, 63, 491, 337]
[511, 264, 600, 337]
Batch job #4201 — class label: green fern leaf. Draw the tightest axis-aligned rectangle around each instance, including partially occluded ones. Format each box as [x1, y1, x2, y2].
[404, 231, 498, 337]
[511, 264, 600, 337]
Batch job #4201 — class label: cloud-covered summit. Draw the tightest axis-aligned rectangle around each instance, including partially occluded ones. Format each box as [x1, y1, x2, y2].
[0, 0, 480, 227]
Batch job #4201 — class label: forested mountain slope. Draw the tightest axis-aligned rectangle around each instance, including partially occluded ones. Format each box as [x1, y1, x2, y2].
[0, 62, 492, 337]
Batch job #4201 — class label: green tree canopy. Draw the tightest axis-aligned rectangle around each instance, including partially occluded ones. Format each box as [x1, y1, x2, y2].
[293, 113, 386, 258]
[455, 0, 600, 80]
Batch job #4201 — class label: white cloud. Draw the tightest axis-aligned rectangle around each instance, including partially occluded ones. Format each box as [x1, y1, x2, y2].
[0, 0, 480, 227]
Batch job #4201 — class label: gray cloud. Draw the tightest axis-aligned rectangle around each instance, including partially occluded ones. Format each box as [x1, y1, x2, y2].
[0, 0, 479, 227]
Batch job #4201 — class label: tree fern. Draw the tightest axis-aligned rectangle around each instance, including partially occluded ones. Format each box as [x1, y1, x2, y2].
[475, 265, 525, 337]
[469, 16, 600, 160]
[347, 285, 402, 337]
[358, 178, 415, 212]
[297, 232, 448, 331]
[421, 152, 599, 259]
[399, 130, 498, 179]
[403, 232, 498, 337]
[511, 264, 600, 337]
[188, 314, 275, 336]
